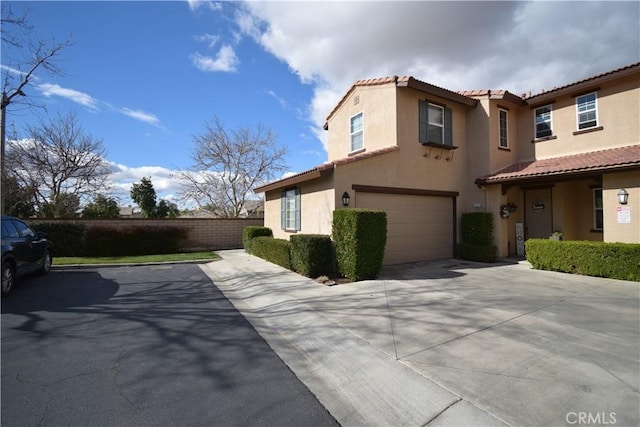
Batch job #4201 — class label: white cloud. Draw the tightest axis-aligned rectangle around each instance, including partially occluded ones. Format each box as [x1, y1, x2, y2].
[37, 83, 99, 111]
[0, 64, 33, 79]
[187, 0, 221, 12]
[120, 108, 161, 127]
[264, 89, 287, 109]
[108, 162, 185, 206]
[30, 82, 162, 128]
[194, 33, 220, 49]
[190, 45, 239, 72]
[238, 1, 640, 152]
[280, 171, 298, 179]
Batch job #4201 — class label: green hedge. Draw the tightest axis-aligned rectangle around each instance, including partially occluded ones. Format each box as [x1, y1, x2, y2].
[290, 234, 334, 278]
[526, 239, 640, 281]
[333, 209, 387, 281]
[83, 226, 186, 257]
[251, 236, 292, 270]
[458, 243, 497, 263]
[459, 212, 496, 262]
[28, 222, 86, 257]
[243, 226, 273, 254]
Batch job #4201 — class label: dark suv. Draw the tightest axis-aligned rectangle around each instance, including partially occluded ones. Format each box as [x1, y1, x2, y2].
[1, 216, 53, 296]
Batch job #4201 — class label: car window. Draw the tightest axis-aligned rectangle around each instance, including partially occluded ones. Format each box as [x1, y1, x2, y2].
[2, 220, 20, 238]
[12, 219, 36, 239]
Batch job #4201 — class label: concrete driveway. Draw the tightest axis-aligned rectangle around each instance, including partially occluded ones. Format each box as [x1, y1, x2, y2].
[203, 251, 639, 427]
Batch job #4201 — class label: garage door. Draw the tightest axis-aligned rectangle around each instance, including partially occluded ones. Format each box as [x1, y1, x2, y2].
[357, 192, 453, 265]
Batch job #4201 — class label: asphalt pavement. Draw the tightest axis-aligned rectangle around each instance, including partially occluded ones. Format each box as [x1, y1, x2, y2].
[1, 264, 338, 427]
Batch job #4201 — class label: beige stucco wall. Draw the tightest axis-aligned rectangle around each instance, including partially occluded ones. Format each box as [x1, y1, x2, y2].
[262, 68, 639, 260]
[517, 73, 640, 161]
[326, 82, 398, 161]
[603, 171, 640, 243]
[264, 174, 335, 240]
[553, 180, 603, 241]
[487, 100, 521, 172]
[329, 84, 472, 239]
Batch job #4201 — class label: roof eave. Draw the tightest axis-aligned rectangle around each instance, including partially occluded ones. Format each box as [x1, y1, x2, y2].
[527, 63, 640, 104]
[476, 163, 640, 187]
[490, 90, 527, 106]
[398, 77, 478, 107]
[254, 164, 334, 194]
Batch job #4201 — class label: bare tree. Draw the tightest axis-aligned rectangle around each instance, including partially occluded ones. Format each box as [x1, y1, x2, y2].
[177, 116, 287, 218]
[6, 111, 110, 218]
[1, 5, 73, 213]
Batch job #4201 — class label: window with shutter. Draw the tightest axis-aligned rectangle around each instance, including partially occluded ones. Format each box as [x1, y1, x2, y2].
[419, 101, 453, 146]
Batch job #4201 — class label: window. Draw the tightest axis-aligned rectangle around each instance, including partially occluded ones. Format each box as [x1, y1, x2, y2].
[428, 104, 444, 143]
[13, 219, 35, 238]
[350, 112, 364, 152]
[576, 92, 597, 130]
[535, 105, 552, 138]
[419, 101, 453, 146]
[2, 220, 20, 238]
[281, 188, 300, 231]
[499, 109, 509, 148]
[593, 188, 603, 230]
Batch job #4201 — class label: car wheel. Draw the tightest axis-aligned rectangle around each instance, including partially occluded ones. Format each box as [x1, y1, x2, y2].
[2, 262, 15, 297]
[38, 250, 52, 275]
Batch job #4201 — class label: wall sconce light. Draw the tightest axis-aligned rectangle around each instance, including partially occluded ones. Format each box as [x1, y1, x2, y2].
[342, 191, 350, 207]
[617, 188, 629, 205]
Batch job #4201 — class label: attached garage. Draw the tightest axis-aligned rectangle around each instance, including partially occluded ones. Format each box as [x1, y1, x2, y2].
[354, 185, 457, 265]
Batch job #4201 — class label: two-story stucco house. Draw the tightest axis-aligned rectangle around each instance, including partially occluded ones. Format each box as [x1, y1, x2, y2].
[255, 63, 640, 265]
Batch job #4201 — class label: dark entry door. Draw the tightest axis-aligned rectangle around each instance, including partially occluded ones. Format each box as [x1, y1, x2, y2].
[525, 188, 553, 239]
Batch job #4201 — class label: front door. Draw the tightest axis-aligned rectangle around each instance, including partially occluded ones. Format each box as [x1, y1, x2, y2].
[525, 188, 553, 239]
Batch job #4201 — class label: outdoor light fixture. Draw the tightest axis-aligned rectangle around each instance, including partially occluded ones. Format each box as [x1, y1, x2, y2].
[342, 191, 350, 207]
[617, 188, 629, 205]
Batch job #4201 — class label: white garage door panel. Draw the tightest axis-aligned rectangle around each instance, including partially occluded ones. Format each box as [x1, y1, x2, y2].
[357, 193, 453, 265]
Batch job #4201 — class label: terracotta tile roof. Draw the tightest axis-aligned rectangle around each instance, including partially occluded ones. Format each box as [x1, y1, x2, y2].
[333, 145, 399, 166]
[526, 62, 640, 100]
[458, 89, 506, 97]
[254, 146, 400, 193]
[324, 75, 477, 129]
[476, 145, 640, 185]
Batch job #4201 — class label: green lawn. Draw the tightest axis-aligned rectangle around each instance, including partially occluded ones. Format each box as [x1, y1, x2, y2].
[54, 251, 220, 266]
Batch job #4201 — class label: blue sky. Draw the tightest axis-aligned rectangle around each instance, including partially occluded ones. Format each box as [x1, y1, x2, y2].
[2, 1, 639, 209]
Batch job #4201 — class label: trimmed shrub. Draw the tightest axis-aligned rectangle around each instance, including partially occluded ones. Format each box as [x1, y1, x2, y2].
[83, 226, 186, 257]
[251, 236, 292, 270]
[526, 239, 640, 282]
[459, 212, 496, 262]
[458, 243, 497, 263]
[333, 209, 387, 281]
[243, 226, 273, 254]
[460, 212, 493, 245]
[28, 222, 86, 257]
[290, 234, 334, 278]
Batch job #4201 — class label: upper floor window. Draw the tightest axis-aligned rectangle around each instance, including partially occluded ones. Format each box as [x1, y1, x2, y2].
[534, 105, 552, 139]
[593, 188, 603, 230]
[419, 101, 452, 146]
[350, 112, 364, 152]
[281, 188, 301, 231]
[499, 108, 509, 149]
[576, 92, 598, 130]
